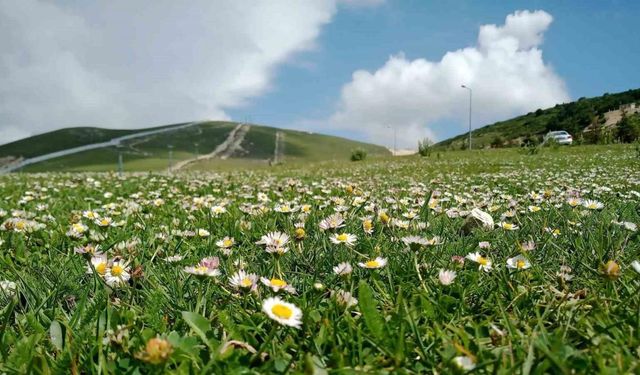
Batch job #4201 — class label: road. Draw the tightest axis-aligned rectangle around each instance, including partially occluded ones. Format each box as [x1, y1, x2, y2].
[170, 123, 250, 171]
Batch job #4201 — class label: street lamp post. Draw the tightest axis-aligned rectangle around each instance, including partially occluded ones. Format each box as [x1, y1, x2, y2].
[461, 85, 472, 150]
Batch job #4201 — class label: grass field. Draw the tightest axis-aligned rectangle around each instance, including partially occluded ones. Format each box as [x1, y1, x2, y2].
[1, 144, 639, 373]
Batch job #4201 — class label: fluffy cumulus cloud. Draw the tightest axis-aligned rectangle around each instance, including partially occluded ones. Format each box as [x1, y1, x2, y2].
[0, 0, 344, 143]
[329, 10, 570, 148]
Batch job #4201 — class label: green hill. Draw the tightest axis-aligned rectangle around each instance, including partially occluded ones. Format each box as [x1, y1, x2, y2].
[0, 123, 189, 160]
[0, 121, 390, 172]
[436, 88, 640, 149]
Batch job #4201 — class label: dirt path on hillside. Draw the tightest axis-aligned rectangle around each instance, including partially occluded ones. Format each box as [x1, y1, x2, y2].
[170, 123, 250, 171]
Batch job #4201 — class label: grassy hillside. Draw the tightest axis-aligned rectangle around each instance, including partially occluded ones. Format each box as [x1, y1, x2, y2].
[21, 122, 236, 172]
[230, 126, 389, 161]
[437, 88, 640, 149]
[11, 122, 389, 172]
[0, 122, 190, 159]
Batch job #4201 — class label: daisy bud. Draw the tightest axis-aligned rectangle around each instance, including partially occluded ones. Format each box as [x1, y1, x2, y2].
[601, 260, 620, 279]
[136, 337, 173, 365]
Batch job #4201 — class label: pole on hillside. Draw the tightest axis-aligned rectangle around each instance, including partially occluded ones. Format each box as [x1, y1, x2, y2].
[461, 85, 472, 150]
[386, 124, 397, 155]
[168, 145, 174, 172]
[118, 150, 123, 176]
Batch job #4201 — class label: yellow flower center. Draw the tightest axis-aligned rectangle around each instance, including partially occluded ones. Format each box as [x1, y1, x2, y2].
[223, 239, 233, 247]
[337, 234, 348, 242]
[101, 219, 110, 225]
[504, 223, 513, 229]
[365, 260, 379, 268]
[516, 260, 526, 269]
[111, 264, 123, 276]
[241, 278, 252, 287]
[16, 221, 26, 230]
[194, 266, 208, 273]
[380, 213, 390, 223]
[95, 262, 107, 275]
[270, 278, 287, 287]
[363, 220, 372, 230]
[271, 304, 293, 319]
[73, 223, 85, 232]
[478, 257, 488, 266]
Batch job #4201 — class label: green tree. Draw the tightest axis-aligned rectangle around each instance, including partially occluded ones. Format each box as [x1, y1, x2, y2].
[616, 113, 640, 143]
[418, 137, 434, 156]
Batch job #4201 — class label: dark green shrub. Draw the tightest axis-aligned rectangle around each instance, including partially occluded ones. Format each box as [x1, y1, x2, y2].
[350, 149, 367, 161]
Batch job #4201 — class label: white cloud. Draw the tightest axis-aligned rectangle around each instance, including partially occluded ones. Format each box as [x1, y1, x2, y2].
[329, 10, 569, 148]
[0, 0, 339, 143]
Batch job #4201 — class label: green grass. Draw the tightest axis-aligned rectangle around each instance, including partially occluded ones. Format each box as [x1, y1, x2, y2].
[1, 144, 639, 373]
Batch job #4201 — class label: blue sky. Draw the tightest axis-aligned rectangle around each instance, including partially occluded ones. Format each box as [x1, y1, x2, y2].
[229, 0, 640, 146]
[1, 1, 639, 147]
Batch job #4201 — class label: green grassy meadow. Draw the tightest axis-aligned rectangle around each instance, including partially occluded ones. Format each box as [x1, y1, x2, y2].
[1, 144, 639, 373]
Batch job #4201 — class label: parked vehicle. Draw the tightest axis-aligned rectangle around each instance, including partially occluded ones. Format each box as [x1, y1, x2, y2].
[544, 130, 573, 145]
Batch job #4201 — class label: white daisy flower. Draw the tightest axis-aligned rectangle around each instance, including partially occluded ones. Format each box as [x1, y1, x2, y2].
[197, 228, 210, 237]
[105, 261, 131, 287]
[262, 297, 302, 328]
[319, 213, 346, 231]
[260, 277, 296, 294]
[256, 231, 290, 248]
[229, 270, 258, 290]
[438, 269, 457, 285]
[582, 199, 604, 210]
[498, 222, 519, 230]
[87, 254, 109, 275]
[506, 255, 531, 270]
[333, 262, 353, 276]
[216, 236, 235, 249]
[330, 233, 357, 247]
[358, 257, 387, 269]
[466, 252, 492, 272]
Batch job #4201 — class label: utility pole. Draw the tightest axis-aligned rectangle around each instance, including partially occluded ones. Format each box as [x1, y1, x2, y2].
[117, 146, 123, 176]
[461, 85, 472, 150]
[168, 144, 174, 171]
[386, 124, 397, 155]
